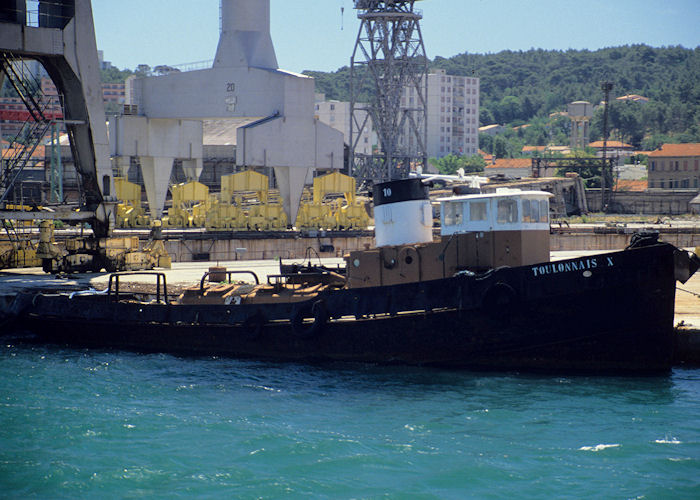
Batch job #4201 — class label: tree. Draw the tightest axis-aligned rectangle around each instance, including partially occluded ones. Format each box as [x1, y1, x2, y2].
[554, 150, 603, 188]
[153, 65, 180, 76]
[100, 66, 133, 84]
[495, 95, 521, 124]
[479, 133, 494, 154]
[493, 136, 508, 159]
[135, 64, 151, 76]
[430, 154, 485, 175]
[479, 108, 494, 127]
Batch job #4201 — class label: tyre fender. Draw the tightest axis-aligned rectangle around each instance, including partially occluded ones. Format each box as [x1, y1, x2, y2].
[482, 282, 518, 317]
[291, 299, 329, 338]
[242, 312, 266, 339]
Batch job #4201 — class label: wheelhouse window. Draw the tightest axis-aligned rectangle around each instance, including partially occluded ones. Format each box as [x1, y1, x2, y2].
[443, 202, 463, 226]
[470, 201, 487, 221]
[497, 198, 518, 224]
[523, 200, 547, 224]
[522, 199, 531, 222]
[539, 199, 549, 222]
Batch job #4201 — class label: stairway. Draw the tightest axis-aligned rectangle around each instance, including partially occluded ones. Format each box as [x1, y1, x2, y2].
[0, 52, 57, 205]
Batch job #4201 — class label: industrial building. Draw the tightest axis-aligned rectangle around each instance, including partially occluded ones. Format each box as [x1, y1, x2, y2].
[118, 0, 344, 224]
[315, 96, 376, 156]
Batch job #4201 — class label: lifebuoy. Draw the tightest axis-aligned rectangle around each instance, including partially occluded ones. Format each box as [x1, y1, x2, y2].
[291, 299, 328, 338]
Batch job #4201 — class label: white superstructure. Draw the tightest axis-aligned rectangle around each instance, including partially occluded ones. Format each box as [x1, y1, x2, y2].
[438, 189, 552, 235]
[373, 179, 433, 248]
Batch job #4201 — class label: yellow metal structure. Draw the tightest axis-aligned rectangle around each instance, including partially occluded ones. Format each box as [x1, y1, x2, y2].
[163, 181, 210, 228]
[248, 200, 288, 230]
[210, 170, 287, 230]
[312, 171, 356, 204]
[205, 196, 247, 230]
[114, 177, 150, 228]
[221, 170, 270, 203]
[295, 195, 337, 230]
[337, 201, 372, 230]
[295, 172, 372, 230]
[142, 224, 172, 269]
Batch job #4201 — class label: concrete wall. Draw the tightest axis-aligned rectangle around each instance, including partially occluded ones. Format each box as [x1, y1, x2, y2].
[238, 116, 341, 170]
[109, 115, 203, 159]
[163, 235, 375, 262]
[587, 189, 698, 214]
[132, 67, 288, 120]
[551, 232, 700, 251]
[160, 231, 700, 261]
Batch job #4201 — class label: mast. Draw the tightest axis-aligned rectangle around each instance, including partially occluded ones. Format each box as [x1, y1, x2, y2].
[601, 81, 613, 212]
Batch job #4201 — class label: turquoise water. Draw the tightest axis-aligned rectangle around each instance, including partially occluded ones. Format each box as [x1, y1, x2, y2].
[1, 344, 699, 499]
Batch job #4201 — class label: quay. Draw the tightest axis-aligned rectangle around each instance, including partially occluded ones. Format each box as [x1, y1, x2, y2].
[15, 220, 700, 264]
[126, 221, 700, 261]
[1, 251, 699, 367]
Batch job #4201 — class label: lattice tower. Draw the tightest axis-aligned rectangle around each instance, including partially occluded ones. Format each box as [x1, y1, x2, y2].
[350, 0, 428, 184]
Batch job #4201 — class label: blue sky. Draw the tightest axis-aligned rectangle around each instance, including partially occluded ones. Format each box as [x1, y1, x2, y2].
[92, 0, 700, 73]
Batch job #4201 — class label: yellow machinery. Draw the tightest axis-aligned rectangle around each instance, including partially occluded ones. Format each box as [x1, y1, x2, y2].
[295, 193, 336, 230]
[163, 181, 210, 228]
[36, 220, 171, 273]
[0, 238, 42, 269]
[212, 170, 287, 230]
[205, 195, 247, 230]
[0, 218, 42, 269]
[114, 177, 151, 228]
[248, 200, 288, 231]
[295, 172, 372, 230]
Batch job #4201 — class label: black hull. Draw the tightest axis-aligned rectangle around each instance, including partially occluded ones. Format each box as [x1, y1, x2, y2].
[14, 244, 678, 374]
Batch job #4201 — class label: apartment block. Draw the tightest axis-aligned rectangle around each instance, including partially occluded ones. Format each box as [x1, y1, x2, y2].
[400, 69, 480, 159]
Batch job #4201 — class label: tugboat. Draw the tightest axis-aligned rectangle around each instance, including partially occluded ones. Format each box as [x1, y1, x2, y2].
[9, 178, 699, 373]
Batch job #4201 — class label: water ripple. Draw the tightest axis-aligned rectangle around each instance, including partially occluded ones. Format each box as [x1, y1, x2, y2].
[1, 344, 699, 498]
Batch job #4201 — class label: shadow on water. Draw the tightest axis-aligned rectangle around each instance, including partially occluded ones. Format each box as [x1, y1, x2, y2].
[1, 328, 680, 408]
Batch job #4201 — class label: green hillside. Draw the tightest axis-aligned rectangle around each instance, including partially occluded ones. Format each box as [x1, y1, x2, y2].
[305, 45, 700, 151]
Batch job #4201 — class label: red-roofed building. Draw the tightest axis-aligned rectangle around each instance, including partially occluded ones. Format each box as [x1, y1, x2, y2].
[647, 143, 700, 189]
[588, 140, 634, 163]
[484, 158, 532, 178]
[478, 149, 494, 163]
[522, 145, 547, 155]
[3, 145, 46, 159]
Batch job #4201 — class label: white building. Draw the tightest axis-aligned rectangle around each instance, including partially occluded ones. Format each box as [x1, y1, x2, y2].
[400, 69, 480, 159]
[314, 96, 375, 156]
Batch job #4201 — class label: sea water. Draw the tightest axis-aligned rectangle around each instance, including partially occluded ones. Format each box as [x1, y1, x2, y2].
[0, 343, 698, 499]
